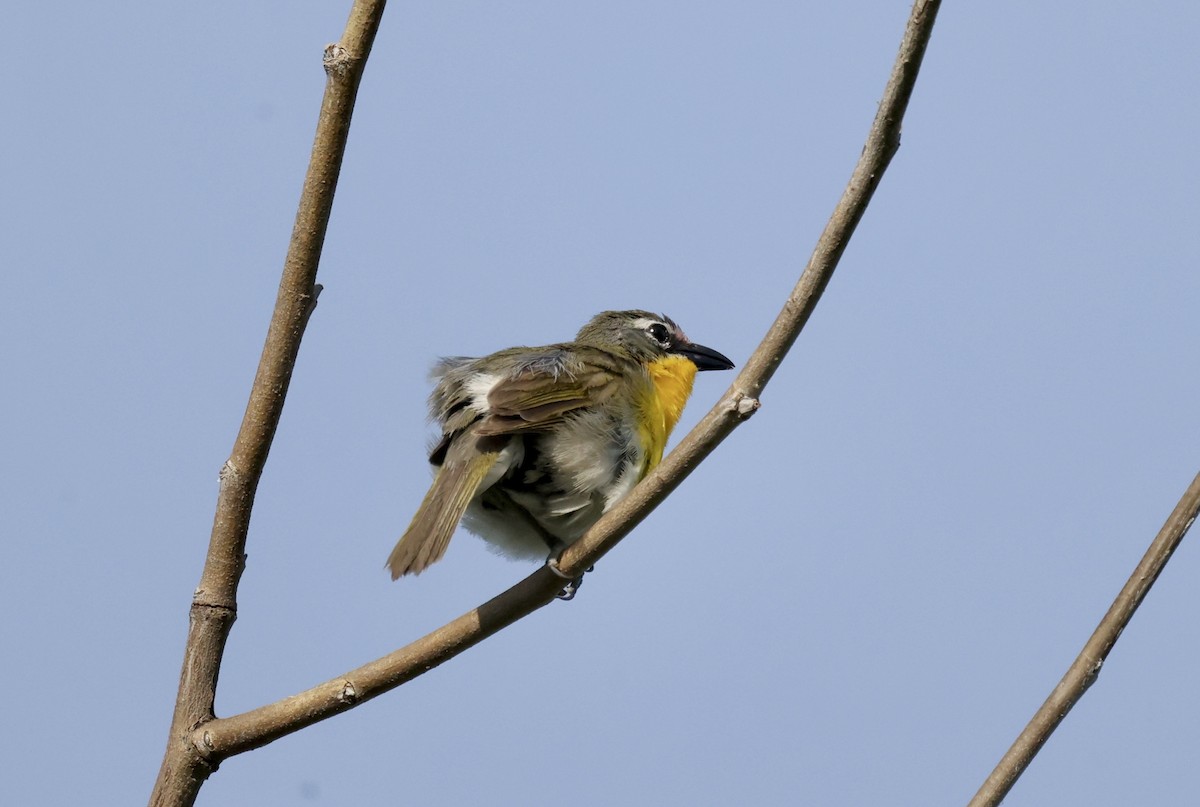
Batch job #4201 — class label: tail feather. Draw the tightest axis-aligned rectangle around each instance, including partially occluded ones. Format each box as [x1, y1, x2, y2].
[387, 449, 500, 579]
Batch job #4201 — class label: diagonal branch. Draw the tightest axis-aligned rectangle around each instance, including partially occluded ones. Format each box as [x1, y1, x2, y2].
[968, 469, 1200, 806]
[149, 3, 387, 807]
[190, 0, 943, 762]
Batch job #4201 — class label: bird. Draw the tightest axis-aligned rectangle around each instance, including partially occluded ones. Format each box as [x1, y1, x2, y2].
[386, 309, 734, 581]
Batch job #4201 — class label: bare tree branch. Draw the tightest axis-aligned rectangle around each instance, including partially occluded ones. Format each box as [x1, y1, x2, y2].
[189, 0, 943, 763]
[968, 469, 1200, 806]
[149, 3, 386, 806]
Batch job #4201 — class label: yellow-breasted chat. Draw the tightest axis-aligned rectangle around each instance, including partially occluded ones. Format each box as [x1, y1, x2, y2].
[386, 310, 734, 581]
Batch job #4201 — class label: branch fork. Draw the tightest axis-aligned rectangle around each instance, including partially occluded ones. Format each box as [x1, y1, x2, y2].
[151, 2, 950, 804]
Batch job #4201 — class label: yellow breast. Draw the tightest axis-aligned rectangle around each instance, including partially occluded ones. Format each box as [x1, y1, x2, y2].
[636, 356, 698, 474]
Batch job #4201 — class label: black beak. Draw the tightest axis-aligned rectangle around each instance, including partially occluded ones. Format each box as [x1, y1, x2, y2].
[671, 340, 735, 371]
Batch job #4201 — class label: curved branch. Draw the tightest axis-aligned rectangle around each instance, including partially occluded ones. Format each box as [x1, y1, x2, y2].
[968, 469, 1200, 806]
[192, 0, 943, 762]
[149, 3, 387, 806]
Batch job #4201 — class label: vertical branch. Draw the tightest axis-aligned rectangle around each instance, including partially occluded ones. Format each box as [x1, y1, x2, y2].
[968, 469, 1200, 806]
[149, 3, 387, 807]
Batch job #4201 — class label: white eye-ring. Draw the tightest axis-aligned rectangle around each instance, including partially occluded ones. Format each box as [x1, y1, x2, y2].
[646, 322, 671, 346]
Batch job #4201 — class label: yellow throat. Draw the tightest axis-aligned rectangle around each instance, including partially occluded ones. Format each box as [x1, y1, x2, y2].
[638, 355, 699, 473]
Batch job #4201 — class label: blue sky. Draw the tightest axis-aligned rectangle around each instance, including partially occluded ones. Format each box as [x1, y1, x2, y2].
[5, 3, 1200, 805]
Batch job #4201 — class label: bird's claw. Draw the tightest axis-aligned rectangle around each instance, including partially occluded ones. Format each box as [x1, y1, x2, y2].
[547, 555, 588, 600]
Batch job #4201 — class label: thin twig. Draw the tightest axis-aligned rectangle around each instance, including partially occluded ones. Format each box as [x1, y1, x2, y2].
[968, 469, 1200, 806]
[148, 4, 386, 807]
[191, 0, 943, 761]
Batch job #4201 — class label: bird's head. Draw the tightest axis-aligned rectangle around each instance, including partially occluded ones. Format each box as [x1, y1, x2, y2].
[576, 310, 735, 371]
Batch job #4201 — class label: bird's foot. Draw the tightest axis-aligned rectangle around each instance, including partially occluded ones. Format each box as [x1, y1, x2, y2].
[546, 556, 592, 600]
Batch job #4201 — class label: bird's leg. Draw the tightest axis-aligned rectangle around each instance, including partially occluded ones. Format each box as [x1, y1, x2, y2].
[510, 513, 588, 600]
[489, 492, 585, 599]
[545, 552, 588, 600]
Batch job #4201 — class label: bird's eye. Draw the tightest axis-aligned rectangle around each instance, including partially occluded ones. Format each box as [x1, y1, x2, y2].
[647, 322, 671, 346]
